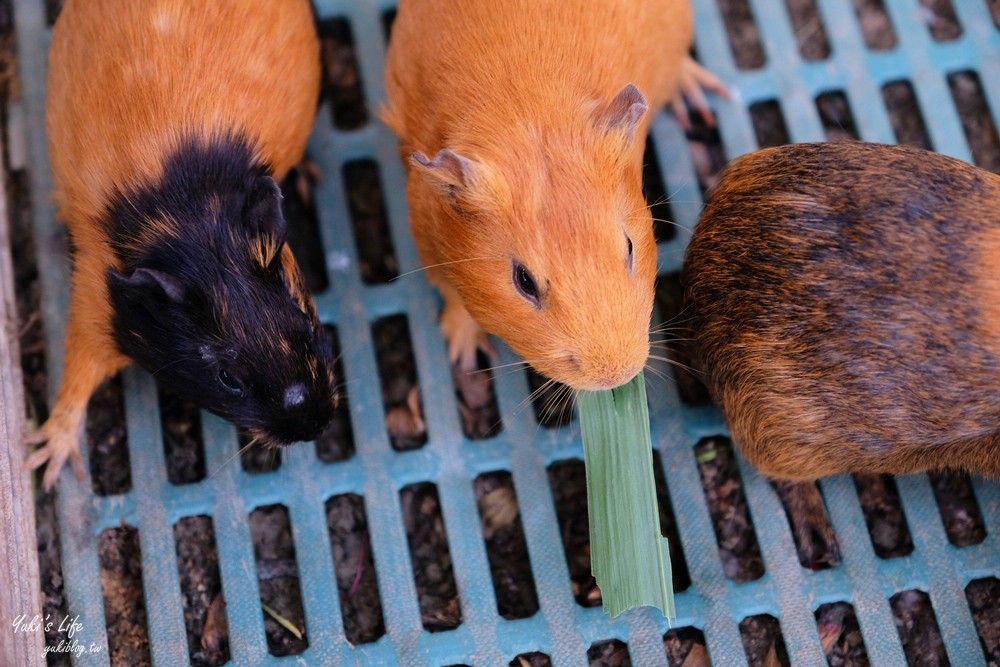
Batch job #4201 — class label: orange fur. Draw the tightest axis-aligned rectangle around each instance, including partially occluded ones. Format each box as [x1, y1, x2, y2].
[383, 0, 693, 389]
[279, 244, 313, 316]
[27, 0, 320, 489]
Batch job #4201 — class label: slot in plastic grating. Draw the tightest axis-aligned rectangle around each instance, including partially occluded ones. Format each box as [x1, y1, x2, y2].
[11, 0, 1000, 664]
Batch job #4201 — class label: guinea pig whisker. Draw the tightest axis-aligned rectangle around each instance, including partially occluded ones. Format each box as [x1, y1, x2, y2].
[660, 199, 719, 208]
[651, 304, 695, 325]
[627, 216, 693, 234]
[561, 387, 578, 422]
[209, 434, 262, 478]
[542, 383, 577, 424]
[150, 354, 204, 377]
[650, 316, 694, 328]
[649, 315, 697, 334]
[649, 328, 695, 339]
[538, 386, 563, 422]
[508, 376, 556, 422]
[510, 383, 544, 418]
[487, 366, 537, 383]
[649, 328, 696, 339]
[469, 359, 530, 374]
[391, 255, 502, 282]
[648, 333, 695, 345]
[647, 354, 704, 378]
[649, 339, 695, 349]
[664, 179, 687, 204]
[540, 382, 568, 417]
[648, 348, 690, 360]
[641, 194, 669, 212]
[649, 323, 693, 336]
[522, 377, 555, 410]
[648, 333, 694, 345]
[641, 368, 658, 387]
[651, 178, 697, 211]
[642, 362, 671, 385]
[471, 358, 548, 381]
[332, 379, 349, 402]
[643, 197, 728, 220]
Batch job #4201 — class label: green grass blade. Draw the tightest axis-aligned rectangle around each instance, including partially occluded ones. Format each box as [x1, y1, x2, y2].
[578, 373, 674, 618]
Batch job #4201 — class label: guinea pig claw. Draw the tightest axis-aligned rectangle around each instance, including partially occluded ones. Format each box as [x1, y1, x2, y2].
[675, 57, 729, 129]
[670, 97, 693, 132]
[448, 331, 496, 373]
[292, 157, 323, 207]
[23, 424, 85, 491]
[441, 299, 496, 371]
[773, 481, 842, 570]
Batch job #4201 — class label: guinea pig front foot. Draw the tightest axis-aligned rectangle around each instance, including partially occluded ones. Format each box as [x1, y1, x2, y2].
[670, 56, 730, 131]
[441, 297, 496, 372]
[772, 480, 842, 570]
[290, 156, 323, 207]
[23, 412, 86, 491]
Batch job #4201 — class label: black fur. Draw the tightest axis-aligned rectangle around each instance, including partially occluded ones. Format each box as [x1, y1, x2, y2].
[106, 133, 335, 445]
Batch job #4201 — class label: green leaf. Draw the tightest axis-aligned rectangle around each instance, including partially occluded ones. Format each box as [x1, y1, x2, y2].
[578, 373, 674, 618]
[696, 448, 718, 464]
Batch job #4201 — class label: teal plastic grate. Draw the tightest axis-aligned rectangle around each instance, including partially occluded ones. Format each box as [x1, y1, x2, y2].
[12, 0, 1000, 664]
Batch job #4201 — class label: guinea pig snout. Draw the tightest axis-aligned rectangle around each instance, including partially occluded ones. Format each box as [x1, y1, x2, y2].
[263, 380, 337, 444]
[592, 365, 644, 390]
[572, 347, 647, 390]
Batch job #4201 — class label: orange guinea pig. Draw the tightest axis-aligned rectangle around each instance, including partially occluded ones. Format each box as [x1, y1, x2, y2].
[26, 0, 335, 489]
[683, 142, 1000, 481]
[383, 0, 725, 390]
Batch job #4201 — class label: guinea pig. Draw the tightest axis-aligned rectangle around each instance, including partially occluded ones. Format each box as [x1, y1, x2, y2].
[683, 141, 1000, 481]
[382, 0, 726, 390]
[24, 0, 335, 490]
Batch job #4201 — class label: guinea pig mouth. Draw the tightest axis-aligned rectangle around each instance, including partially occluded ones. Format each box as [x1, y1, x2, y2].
[540, 356, 644, 392]
[243, 415, 334, 448]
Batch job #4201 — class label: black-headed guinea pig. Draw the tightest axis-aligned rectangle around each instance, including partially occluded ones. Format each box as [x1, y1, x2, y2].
[25, 0, 335, 489]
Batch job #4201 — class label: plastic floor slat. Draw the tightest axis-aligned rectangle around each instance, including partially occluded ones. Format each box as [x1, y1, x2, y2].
[12, 0, 1000, 664]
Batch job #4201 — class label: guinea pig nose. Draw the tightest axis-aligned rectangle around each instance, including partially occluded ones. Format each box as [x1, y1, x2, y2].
[283, 383, 307, 408]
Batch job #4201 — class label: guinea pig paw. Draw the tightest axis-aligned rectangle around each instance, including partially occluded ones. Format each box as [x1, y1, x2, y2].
[291, 157, 323, 207]
[444, 321, 496, 372]
[773, 481, 842, 570]
[441, 304, 496, 371]
[23, 425, 85, 491]
[673, 57, 730, 129]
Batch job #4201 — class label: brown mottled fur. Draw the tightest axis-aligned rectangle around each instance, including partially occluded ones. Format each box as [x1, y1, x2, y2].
[383, 0, 694, 390]
[977, 227, 1000, 348]
[26, 0, 320, 489]
[684, 142, 1000, 481]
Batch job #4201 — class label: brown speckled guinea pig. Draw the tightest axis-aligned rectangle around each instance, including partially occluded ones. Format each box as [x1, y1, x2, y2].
[683, 141, 1000, 481]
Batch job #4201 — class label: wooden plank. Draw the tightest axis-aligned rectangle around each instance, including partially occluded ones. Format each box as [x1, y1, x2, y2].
[0, 135, 45, 666]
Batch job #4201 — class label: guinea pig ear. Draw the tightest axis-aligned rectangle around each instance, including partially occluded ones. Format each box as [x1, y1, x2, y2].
[107, 267, 185, 308]
[243, 175, 286, 266]
[596, 83, 648, 140]
[410, 149, 476, 203]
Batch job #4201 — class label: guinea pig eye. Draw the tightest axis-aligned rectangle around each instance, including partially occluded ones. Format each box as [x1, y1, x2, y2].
[218, 367, 244, 396]
[625, 234, 634, 273]
[512, 261, 540, 306]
